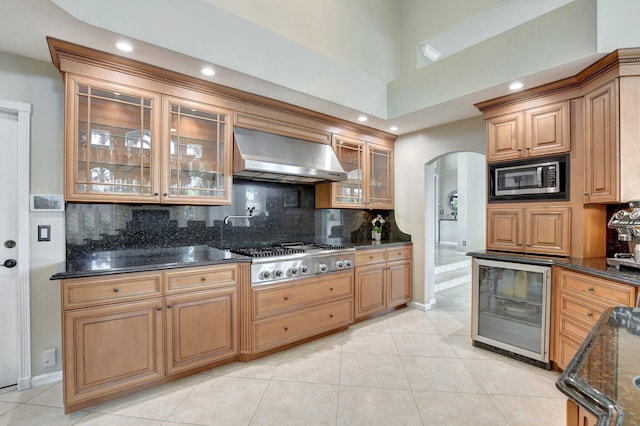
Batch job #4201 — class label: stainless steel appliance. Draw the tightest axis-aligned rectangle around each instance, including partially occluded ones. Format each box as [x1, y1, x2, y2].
[230, 242, 355, 287]
[472, 258, 552, 369]
[233, 127, 347, 184]
[488, 154, 568, 202]
[607, 201, 640, 272]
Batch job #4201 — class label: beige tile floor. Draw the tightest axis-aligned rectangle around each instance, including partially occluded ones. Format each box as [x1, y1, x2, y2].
[0, 282, 566, 425]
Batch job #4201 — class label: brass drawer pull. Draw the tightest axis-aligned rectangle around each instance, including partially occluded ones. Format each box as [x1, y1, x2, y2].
[284, 326, 289, 331]
[200, 276, 207, 282]
[329, 314, 334, 318]
[587, 287, 594, 292]
[113, 287, 120, 292]
[587, 312, 593, 317]
[329, 287, 334, 291]
[284, 296, 289, 301]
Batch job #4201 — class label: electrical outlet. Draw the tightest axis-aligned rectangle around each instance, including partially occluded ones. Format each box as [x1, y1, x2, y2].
[43, 348, 56, 368]
[462, 240, 467, 246]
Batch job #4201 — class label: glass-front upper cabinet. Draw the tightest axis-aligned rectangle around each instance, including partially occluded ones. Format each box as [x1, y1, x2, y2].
[333, 135, 365, 207]
[368, 144, 393, 209]
[65, 75, 161, 202]
[315, 134, 394, 209]
[161, 96, 232, 205]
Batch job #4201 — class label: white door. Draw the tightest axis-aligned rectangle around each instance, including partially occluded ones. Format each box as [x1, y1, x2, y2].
[0, 107, 19, 389]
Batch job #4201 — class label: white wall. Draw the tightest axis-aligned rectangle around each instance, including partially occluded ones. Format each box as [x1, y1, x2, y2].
[457, 152, 486, 252]
[394, 116, 486, 308]
[597, 0, 640, 52]
[0, 51, 65, 377]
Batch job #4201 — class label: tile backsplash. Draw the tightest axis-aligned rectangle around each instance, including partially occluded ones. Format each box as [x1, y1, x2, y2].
[65, 179, 410, 259]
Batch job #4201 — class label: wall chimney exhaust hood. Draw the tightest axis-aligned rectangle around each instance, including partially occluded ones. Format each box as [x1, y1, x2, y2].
[233, 127, 347, 184]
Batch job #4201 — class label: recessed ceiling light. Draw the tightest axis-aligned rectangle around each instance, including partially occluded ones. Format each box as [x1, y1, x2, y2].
[201, 67, 215, 76]
[357, 115, 368, 122]
[115, 42, 133, 52]
[509, 81, 523, 91]
[389, 126, 398, 132]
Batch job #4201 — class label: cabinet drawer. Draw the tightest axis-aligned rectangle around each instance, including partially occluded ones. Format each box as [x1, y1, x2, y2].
[558, 313, 593, 343]
[386, 246, 412, 261]
[254, 272, 353, 317]
[164, 264, 238, 294]
[62, 272, 163, 309]
[356, 249, 386, 266]
[556, 334, 582, 371]
[558, 293, 608, 328]
[254, 299, 353, 352]
[559, 270, 635, 306]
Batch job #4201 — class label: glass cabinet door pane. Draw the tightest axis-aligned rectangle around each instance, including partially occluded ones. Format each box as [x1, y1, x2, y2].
[368, 147, 392, 207]
[75, 83, 155, 197]
[167, 103, 228, 200]
[334, 139, 364, 205]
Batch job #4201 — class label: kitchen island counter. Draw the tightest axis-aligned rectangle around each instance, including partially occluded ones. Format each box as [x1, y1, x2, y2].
[556, 306, 640, 425]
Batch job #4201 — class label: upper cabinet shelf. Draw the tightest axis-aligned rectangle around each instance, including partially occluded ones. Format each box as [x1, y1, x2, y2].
[64, 75, 233, 205]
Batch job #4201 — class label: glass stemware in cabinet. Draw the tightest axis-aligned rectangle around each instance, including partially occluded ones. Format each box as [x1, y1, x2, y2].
[69, 77, 159, 200]
[164, 100, 231, 204]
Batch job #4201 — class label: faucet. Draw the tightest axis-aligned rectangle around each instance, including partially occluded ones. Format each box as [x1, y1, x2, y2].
[224, 206, 256, 224]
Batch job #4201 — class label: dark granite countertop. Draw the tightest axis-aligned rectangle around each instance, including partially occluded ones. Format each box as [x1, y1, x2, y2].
[352, 240, 413, 250]
[467, 251, 640, 288]
[50, 245, 251, 280]
[556, 307, 640, 426]
[51, 240, 412, 280]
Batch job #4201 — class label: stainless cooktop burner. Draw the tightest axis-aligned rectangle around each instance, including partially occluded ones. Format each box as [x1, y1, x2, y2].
[230, 242, 356, 286]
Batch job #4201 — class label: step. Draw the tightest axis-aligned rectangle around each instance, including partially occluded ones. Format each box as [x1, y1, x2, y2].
[434, 258, 471, 275]
[434, 267, 471, 293]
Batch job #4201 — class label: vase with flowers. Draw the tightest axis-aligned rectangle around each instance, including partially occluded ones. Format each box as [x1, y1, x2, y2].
[371, 214, 385, 241]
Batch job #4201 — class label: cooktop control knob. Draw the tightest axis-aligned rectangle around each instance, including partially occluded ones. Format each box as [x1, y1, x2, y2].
[319, 264, 328, 273]
[301, 265, 309, 274]
[260, 270, 271, 280]
[290, 267, 299, 276]
[345, 260, 352, 267]
[336, 261, 344, 269]
[274, 269, 283, 277]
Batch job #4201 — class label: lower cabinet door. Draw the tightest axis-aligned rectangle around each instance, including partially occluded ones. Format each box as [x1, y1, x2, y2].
[63, 298, 164, 406]
[165, 287, 238, 375]
[355, 265, 386, 318]
[387, 259, 412, 308]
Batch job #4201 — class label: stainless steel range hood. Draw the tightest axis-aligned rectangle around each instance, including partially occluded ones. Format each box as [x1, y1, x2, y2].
[233, 127, 347, 184]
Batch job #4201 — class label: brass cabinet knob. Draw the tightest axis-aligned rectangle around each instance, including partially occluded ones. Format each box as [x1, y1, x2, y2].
[113, 287, 120, 292]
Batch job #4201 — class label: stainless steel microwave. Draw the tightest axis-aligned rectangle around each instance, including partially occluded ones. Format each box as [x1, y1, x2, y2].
[488, 155, 568, 202]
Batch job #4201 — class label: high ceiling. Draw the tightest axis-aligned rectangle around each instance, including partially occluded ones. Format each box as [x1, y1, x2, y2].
[0, 0, 606, 134]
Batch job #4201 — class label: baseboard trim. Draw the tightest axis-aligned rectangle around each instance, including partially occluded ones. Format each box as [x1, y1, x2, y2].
[31, 370, 62, 388]
[408, 298, 437, 311]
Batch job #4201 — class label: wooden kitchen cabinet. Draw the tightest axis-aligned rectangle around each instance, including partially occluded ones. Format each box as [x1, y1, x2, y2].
[552, 267, 638, 370]
[62, 297, 165, 409]
[486, 205, 570, 256]
[355, 245, 412, 319]
[165, 287, 237, 375]
[250, 270, 354, 353]
[566, 400, 598, 426]
[61, 264, 240, 412]
[315, 134, 394, 210]
[583, 77, 640, 203]
[486, 100, 570, 162]
[63, 74, 233, 205]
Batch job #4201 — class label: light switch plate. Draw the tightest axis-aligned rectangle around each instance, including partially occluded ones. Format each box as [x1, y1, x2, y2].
[37, 225, 51, 242]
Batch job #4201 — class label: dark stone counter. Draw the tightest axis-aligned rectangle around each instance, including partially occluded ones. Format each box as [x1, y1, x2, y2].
[51, 240, 413, 280]
[467, 251, 640, 288]
[50, 245, 251, 280]
[556, 307, 640, 425]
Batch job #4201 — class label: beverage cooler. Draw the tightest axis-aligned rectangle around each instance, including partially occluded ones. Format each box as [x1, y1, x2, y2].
[471, 258, 552, 369]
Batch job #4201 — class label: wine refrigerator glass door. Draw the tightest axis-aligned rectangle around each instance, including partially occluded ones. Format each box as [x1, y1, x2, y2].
[472, 258, 551, 363]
